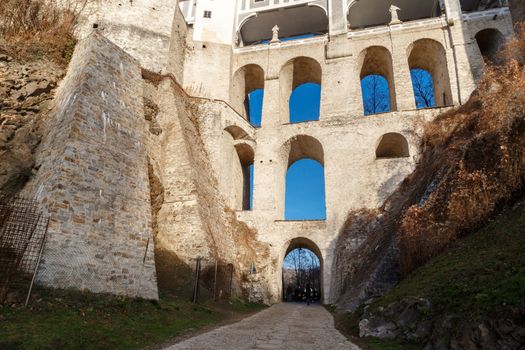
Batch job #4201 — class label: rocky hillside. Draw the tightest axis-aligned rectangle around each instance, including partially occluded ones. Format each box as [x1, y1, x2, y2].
[356, 197, 525, 349]
[332, 20, 525, 350]
[333, 25, 525, 311]
[0, 54, 64, 195]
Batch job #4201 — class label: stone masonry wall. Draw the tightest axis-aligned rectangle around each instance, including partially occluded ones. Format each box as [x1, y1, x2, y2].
[26, 32, 158, 300]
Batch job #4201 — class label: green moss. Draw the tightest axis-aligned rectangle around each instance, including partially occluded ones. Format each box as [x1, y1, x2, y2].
[0, 289, 265, 350]
[377, 201, 525, 320]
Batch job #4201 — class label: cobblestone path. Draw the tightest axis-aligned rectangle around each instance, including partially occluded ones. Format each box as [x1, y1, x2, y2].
[166, 303, 361, 350]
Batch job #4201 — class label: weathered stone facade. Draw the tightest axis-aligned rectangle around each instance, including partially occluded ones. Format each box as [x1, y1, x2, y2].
[26, 33, 158, 299]
[22, 0, 516, 303]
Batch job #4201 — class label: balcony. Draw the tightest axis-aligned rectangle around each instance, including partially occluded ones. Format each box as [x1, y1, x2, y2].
[236, 0, 328, 46]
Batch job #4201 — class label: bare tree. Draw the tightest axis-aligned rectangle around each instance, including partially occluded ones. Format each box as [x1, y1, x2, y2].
[411, 69, 435, 108]
[363, 75, 389, 115]
[284, 248, 320, 289]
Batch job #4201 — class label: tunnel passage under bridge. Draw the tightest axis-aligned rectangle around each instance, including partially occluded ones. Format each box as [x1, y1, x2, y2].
[282, 237, 322, 303]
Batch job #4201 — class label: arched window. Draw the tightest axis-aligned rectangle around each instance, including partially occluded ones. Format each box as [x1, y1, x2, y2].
[282, 135, 325, 220]
[359, 46, 396, 115]
[410, 68, 435, 109]
[235, 143, 255, 210]
[408, 39, 452, 108]
[376, 133, 410, 159]
[289, 83, 321, 122]
[222, 127, 255, 211]
[231, 64, 264, 127]
[283, 243, 322, 303]
[285, 159, 326, 220]
[280, 57, 322, 123]
[475, 28, 505, 64]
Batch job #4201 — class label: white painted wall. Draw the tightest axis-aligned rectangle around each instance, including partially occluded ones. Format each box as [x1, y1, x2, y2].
[193, 0, 237, 44]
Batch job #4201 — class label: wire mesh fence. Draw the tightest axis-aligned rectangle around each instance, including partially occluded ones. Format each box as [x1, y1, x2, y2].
[0, 193, 49, 304]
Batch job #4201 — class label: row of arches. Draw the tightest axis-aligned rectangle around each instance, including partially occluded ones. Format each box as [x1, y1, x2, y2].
[237, 0, 504, 45]
[232, 28, 506, 126]
[223, 131, 410, 218]
[237, 0, 506, 46]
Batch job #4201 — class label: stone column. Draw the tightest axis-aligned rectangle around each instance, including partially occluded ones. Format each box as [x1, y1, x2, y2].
[261, 78, 281, 127]
[251, 131, 285, 219]
[328, 0, 347, 36]
[442, 0, 462, 20]
[442, 0, 477, 104]
[320, 57, 354, 119]
[391, 49, 416, 111]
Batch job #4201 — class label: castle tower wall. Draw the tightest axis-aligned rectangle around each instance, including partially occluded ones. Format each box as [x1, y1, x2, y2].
[27, 33, 158, 300]
[78, 0, 181, 72]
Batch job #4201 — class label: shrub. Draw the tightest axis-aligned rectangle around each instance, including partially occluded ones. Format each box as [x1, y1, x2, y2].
[0, 0, 93, 65]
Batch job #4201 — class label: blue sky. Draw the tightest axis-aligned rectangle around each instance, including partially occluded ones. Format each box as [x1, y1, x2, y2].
[246, 68, 435, 220]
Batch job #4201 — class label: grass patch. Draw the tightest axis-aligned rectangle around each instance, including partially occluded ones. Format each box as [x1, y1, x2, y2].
[333, 200, 525, 349]
[0, 288, 266, 350]
[378, 199, 525, 320]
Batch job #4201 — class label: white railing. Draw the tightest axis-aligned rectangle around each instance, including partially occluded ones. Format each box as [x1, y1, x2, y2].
[238, 0, 325, 14]
[461, 6, 510, 21]
[347, 16, 444, 38]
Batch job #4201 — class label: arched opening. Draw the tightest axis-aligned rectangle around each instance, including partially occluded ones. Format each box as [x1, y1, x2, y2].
[359, 46, 396, 115]
[235, 143, 255, 210]
[282, 237, 322, 303]
[376, 133, 410, 159]
[231, 64, 265, 127]
[285, 159, 325, 220]
[238, 5, 328, 46]
[282, 135, 325, 220]
[280, 57, 322, 123]
[408, 39, 452, 108]
[222, 127, 255, 211]
[410, 68, 435, 109]
[475, 28, 505, 64]
[289, 83, 321, 122]
[347, 0, 441, 30]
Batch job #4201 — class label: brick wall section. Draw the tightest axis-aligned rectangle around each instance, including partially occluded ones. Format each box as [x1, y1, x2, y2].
[29, 32, 158, 300]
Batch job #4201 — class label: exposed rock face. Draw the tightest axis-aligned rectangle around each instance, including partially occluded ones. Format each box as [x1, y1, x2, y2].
[0, 55, 64, 195]
[511, 0, 525, 23]
[359, 298, 525, 350]
[142, 72, 273, 302]
[331, 209, 401, 311]
[359, 297, 432, 341]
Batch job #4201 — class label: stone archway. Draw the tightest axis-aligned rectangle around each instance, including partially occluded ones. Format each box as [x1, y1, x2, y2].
[281, 237, 323, 303]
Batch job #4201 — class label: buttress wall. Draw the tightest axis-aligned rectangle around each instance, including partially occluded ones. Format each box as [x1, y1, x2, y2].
[26, 33, 158, 300]
[143, 76, 273, 302]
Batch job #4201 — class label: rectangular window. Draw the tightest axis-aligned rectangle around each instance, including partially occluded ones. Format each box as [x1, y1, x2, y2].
[203, 10, 212, 18]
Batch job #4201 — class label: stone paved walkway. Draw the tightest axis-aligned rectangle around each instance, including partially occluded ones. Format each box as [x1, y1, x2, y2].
[166, 303, 361, 350]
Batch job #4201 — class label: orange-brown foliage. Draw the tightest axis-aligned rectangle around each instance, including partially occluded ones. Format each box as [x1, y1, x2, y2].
[0, 0, 93, 65]
[399, 25, 525, 273]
